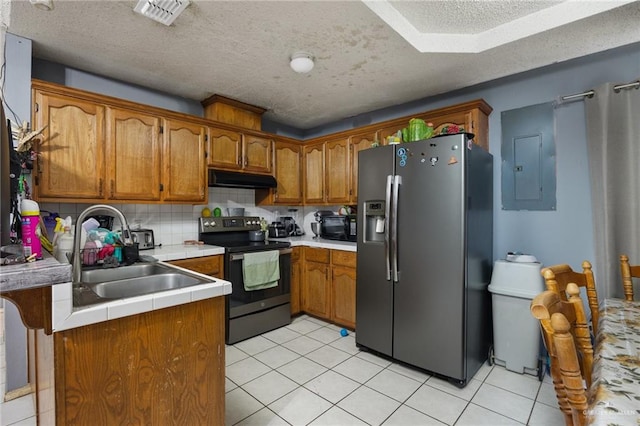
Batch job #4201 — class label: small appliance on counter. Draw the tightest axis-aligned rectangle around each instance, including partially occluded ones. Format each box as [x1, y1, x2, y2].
[280, 216, 304, 236]
[268, 222, 288, 238]
[320, 214, 357, 242]
[130, 229, 155, 250]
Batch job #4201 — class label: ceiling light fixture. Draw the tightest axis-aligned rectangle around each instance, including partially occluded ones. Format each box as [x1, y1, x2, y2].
[29, 0, 53, 11]
[134, 0, 190, 26]
[290, 52, 314, 73]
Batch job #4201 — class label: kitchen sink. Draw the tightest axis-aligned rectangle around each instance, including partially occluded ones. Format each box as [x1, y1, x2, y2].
[73, 262, 214, 307]
[87, 272, 208, 299]
[81, 262, 173, 284]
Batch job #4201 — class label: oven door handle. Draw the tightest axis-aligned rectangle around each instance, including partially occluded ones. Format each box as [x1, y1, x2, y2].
[229, 247, 292, 261]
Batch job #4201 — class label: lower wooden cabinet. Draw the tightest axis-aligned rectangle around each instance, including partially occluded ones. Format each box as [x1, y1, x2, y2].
[290, 247, 302, 315]
[34, 297, 225, 425]
[168, 255, 223, 277]
[330, 251, 356, 329]
[301, 247, 356, 329]
[302, 248, 331, 318]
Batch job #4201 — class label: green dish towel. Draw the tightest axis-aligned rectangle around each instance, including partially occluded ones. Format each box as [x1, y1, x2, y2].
[242, 250, 280, 291]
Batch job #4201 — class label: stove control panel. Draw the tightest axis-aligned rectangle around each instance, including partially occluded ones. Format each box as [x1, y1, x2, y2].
[199, 216, 261, 233]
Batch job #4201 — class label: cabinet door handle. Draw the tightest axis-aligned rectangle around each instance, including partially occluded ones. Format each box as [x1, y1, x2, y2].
[99, 179, 103, 197]
[110, 179, 114, 198]
[238, 156, 242, 166]
[244, 156, 248, 166]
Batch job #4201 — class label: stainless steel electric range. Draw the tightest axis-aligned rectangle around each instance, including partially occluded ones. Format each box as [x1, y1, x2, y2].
[198, 216, 292, 344]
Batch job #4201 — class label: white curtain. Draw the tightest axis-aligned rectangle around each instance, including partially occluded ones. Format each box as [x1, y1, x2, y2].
[585, 82, 640, 298]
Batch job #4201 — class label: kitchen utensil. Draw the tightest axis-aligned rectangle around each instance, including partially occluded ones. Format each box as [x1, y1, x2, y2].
[248, 230, 265, 242]
[227, 207, 245, 217]
[311, 222, 319, 238]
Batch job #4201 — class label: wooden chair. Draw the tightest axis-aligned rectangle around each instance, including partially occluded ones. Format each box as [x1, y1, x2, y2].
[541, 261, 599, 335]
[619, 254, 639, 301]
[531, 283, 592, 426]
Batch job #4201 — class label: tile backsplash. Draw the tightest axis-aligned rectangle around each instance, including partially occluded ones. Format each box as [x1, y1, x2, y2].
[40, 188, 344, 246]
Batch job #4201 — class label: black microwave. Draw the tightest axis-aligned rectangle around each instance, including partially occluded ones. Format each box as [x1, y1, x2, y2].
[320, 215, 357, 242]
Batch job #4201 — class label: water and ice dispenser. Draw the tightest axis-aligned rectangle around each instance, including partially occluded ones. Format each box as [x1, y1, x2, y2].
[363, 201, 386, 243]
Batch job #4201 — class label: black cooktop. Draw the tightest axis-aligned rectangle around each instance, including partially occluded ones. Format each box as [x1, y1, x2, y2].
[220, 240, 290, 253]
[198, 217, 290, 253]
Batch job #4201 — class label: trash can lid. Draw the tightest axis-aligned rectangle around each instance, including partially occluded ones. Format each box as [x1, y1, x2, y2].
[489, 260, 545, 294]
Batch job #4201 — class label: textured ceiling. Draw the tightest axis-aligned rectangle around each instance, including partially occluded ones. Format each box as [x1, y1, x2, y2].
[4, 0, 640, 130]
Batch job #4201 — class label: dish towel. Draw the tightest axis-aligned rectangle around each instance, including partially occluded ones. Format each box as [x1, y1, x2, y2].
[242, 250, 280, 291]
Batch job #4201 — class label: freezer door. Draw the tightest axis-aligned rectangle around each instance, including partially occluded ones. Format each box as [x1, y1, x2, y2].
[392, 135, 467, 380]
[356, 145, 395, 356]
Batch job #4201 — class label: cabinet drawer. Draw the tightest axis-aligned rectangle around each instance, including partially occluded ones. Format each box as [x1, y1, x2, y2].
[331, 250, 356, 268]
[168, 255, 223, 277]
[305, 247, 330, 263]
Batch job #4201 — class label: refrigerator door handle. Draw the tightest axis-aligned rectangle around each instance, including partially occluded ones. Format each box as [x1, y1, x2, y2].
[385, 174, 393, 281]
[392, 175, 401, 282]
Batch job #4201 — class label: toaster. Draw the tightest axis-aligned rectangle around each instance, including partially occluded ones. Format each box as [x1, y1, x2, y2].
[130, 229, 155, 250]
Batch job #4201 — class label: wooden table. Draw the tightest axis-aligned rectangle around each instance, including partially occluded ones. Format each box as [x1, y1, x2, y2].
[588, 298, 640, 425]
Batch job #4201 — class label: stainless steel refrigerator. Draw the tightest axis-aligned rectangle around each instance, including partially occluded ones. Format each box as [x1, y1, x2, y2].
[356, 133, 493, 387]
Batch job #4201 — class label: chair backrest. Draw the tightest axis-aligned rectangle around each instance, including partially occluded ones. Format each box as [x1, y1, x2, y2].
[550, 312, 589, 426]
[541, 261, 599, 336]
[530, 283, 592, 426]
[619, 254, 639, 301]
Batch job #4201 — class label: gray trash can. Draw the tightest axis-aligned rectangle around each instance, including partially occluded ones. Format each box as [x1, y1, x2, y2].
[488, 257, 545, 378]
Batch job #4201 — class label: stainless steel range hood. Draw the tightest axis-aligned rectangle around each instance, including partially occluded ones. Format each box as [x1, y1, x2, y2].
[208, 169, 277, 189]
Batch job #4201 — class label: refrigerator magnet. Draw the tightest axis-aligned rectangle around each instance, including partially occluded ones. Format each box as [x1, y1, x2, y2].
[448, 156, 458, 165]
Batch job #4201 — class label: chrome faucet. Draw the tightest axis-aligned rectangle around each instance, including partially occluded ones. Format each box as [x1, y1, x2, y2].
[72, 204, 134, 283]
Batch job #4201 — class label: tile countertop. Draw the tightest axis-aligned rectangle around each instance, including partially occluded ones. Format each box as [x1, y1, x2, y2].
[270, 235, 357, 252]
[140, 243, 225, 261]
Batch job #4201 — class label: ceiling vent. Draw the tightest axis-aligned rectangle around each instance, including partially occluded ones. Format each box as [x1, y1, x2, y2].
[134, 0, 190, 26]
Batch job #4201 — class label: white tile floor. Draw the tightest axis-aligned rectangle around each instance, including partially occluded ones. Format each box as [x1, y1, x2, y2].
[0, 313, 565, 426]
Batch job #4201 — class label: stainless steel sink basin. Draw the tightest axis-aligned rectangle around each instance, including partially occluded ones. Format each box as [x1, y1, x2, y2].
[86, 272, 209, 299]
[73, 262, 214, 307]
[81, 262, 173, 284]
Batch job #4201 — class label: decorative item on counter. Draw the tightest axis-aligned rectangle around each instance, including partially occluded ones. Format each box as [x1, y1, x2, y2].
[439, 124, 464, 135]
[201, 207, 212, 217]
[371, 138, 380, 147]
[401, 118, 434, 142]
[213, 207, 222, 217]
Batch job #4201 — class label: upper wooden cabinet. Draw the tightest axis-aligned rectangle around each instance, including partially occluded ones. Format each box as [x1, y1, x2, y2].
[243, 134, 273, 174]
[32, 80, 207, 204]
[208, 127, 242, 169]
[208, 128, 273, 174]
[33, 91, 106, 200]
[304, 143, 325, 204]
[162, 118, 207, 203]
[106, 107, 162, 201]
[325, 138, 351, 205]
[201, 94, 265, 131]
[255, 138, 303, 206]
[303, 138, 351, 205]
[273, 140, 303, 204]
[349, 131, 377, 203]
